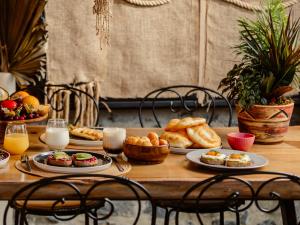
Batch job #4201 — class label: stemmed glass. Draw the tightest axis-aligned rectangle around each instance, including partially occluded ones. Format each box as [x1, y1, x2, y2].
[45, 119, 69, 150]
[4, 123, 29, 155]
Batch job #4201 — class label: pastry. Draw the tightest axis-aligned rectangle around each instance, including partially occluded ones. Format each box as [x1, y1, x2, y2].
[200, 150, 226, 165]
[125, 132, 169, 147]
[173, 117, 206, 130]
[47, 151, 72, 167]
[160, 131, 193, 148]
[225, 153, 251, 167]
[165, 119, 181, 131]
[69, 126, 103, 141]
[72, 153, 98, 167]
[187, 124, 221, 148]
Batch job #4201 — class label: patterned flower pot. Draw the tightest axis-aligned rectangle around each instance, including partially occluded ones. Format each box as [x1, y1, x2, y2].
[236, 103, 294, 144]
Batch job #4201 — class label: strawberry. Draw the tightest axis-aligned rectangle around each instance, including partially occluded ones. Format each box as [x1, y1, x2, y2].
[1, 100, 17, 110]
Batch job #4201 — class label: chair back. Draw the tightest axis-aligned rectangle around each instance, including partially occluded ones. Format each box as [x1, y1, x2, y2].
[138, 85, 232, 127]
[4, 174, 156, 225]
[175, 171, 300, 225]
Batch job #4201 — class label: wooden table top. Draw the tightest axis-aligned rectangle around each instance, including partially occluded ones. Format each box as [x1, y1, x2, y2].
[1, 126, 300, 200]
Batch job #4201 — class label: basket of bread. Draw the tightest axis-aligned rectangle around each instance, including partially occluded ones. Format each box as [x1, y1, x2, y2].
[160, 117, 221, 154]
[123, 132, 170, 164]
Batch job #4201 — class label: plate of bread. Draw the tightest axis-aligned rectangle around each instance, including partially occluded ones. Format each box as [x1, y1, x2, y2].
[40, 126, 103, 147]
[160, 117, 222, 154]
[186, 149, 268, 170]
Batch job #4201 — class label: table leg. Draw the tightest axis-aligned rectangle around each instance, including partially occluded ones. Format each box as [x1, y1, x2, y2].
[280, 200, 297, 225]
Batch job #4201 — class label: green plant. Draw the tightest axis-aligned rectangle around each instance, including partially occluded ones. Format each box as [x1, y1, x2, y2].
[219, 0, 300, 108]
[0, 0, 47, 86]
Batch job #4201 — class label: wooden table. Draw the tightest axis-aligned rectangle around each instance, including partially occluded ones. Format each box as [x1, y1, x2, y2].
[1, 126, 300, 201]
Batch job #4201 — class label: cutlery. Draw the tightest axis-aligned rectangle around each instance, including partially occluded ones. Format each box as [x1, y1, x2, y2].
[21, 154, 32, 172]
[112, 157, 124, 172]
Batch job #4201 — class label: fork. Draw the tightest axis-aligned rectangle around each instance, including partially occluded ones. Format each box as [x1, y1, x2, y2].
[21, 154, 32, 172]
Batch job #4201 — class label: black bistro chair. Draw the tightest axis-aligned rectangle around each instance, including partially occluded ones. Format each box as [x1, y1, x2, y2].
[4, 174, 156, 225]
[174, 171, 300, 225]
[138, 85, 233, 128]
[138, 85, 235, 224]
[20, 82, 101, 126]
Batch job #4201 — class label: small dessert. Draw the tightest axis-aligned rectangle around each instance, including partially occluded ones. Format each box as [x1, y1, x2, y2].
[69, 126, 103, 141]
[72, 153, 98, 167]
[47, 151, 72, 167]
[200, 150, 226, 165]
[225, 153, 252, 167]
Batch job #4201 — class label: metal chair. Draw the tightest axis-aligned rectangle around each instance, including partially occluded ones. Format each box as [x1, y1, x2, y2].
[138, 85, 233, 128]
[19, 82, 100, 126]
[4, 174, 156, 225]
[174, 171, 300, 225]
[138, 85, 234, 224]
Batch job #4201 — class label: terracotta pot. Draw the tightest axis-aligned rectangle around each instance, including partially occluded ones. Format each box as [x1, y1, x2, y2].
[236, 102, 294, 144]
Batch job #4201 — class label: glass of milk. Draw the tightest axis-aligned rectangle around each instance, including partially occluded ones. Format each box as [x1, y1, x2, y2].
[45, 119, 69, 150]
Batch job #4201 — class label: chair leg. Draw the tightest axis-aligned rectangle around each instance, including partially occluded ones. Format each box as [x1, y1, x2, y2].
[235, 211, 240, 225]
[164, 208, 171, 225]
[220, 211, 224, 225]
[280, 200, 297, 225]
[85, 213, 90, 225]
[14, 210, 20, 225]
[93, 210, 98, 225]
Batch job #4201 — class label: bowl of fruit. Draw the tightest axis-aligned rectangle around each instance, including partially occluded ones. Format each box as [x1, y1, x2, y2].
[0, 88, 50, 142]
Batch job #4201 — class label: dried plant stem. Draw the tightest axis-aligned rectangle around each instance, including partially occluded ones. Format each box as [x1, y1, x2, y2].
[0, 44, 8, 72]
[93, 0, 112, 49]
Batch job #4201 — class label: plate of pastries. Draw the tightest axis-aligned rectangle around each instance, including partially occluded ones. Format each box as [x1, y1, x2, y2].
[186, 149, 268, 170]
[160, 117, 222, 154]
[33, 150, 112, 173]
[40, 125, 103, 147]
[68, 125, 103, 146]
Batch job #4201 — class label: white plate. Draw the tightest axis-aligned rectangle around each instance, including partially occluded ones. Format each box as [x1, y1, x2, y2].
[33, 150, 112, 174]
[170, 146, 222, 155]
[40, 133, 103, 147]
[186, 149, 268, 170]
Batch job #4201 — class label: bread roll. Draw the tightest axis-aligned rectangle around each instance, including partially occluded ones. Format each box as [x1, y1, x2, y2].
[159, 139, 168, 146]
[147, 132, 159, 141]
[165, 119, 181, 131]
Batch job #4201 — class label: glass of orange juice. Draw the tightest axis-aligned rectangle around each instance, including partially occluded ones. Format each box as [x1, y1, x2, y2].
[4, 123, 29, 155]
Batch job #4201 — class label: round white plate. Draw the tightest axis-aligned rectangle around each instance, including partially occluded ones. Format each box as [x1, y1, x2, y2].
[40, 133, 103, 147]
[186, 149, 268, 170]
[33, 150, 112, 174]
[170, 146, 222, 155]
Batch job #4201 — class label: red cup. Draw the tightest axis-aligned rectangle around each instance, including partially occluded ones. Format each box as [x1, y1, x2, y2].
[227, 132, 255, 151]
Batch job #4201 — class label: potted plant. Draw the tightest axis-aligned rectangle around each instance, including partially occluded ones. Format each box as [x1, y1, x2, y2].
[0, 0, 47, 95]
[219, 0, 300, 143]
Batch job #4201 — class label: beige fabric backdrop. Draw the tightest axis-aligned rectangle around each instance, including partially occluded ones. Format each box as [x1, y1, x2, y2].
[46, 0, 300, 98]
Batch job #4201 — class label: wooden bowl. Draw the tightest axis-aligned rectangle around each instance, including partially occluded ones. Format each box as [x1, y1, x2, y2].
[123, 143, 170, 164]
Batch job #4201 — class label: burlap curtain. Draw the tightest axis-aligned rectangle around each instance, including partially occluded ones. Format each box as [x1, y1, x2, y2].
[45, 0, 300, 125]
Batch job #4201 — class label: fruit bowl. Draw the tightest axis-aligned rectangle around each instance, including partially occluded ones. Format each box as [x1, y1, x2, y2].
[123, 143, 170, 164]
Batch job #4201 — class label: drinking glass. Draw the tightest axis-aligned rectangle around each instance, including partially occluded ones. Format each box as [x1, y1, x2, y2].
[45, 119, 69, 150]
[4, 123, 29, 155]
[103, 128, 126, 156]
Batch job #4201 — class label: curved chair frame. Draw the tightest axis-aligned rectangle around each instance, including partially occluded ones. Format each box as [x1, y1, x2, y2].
[4, 174, 156, 225]
[174, 171, 300, 225]
[19, 82, 100, 126]
[138, 85, 233, 128]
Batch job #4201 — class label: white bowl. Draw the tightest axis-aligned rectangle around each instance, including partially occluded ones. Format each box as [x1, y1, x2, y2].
[0, 150, 10, 168]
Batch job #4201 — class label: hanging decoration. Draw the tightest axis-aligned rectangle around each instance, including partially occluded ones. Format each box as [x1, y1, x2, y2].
[93, 0, 112, 48]
[124, 0, 170, 6]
